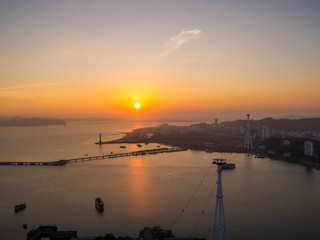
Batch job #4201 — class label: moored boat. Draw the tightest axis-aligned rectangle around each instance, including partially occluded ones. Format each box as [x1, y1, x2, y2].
[221, 163, 236, 170]
[15, 203, 26, 212]
[95, 198, 104, 211]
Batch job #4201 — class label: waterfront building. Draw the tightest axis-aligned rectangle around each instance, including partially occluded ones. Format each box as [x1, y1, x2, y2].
[50, 231, 77, 239]
[283, 140, 290, 146]
[283, 152, 291, 158]
[304, 141, 314, 156]
[139, 226, 173, 240]
[262, 125, 269, 139]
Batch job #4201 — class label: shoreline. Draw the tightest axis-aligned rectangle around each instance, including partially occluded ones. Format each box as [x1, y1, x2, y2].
[96, 129, 320, 170]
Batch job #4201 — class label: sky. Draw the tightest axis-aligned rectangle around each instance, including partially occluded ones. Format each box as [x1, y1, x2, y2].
[1, 0, 320, 121]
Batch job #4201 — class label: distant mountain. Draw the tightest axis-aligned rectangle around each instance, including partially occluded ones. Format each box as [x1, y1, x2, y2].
[219, 117, 320, 132]
[277, 114, 302, 119]
[0, 117, 66, 126]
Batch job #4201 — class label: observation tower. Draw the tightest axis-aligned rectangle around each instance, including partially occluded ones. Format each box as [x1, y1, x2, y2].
[210, 159, 229, 240]
[244, 114, 253, 150]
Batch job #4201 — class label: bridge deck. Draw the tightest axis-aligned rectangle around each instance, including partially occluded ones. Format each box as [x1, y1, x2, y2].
[0, 147, 187, 166]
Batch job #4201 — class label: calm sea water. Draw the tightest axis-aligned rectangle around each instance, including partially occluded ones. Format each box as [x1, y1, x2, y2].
[0, 121, 319, 240]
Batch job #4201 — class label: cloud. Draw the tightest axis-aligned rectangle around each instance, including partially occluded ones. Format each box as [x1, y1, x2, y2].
[0, 82, 60, 100]
[0, 82, 59, 91]
[163, 29, 202, 55]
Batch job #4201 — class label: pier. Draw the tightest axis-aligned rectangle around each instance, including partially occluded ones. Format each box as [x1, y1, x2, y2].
[0, 147, 187, 166]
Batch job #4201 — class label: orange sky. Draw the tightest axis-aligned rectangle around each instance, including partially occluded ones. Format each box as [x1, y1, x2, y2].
[1, 1, 320, 121]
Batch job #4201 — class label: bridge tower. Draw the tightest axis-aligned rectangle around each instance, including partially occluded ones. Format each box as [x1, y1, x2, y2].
[244, 114, 253, 150]
[99, 133, 102, 144]
[210, 159, 229, 240]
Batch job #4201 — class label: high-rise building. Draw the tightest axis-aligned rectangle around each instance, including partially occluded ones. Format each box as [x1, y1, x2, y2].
[262, 125, 269, 139]
[304, 141, 313, 156]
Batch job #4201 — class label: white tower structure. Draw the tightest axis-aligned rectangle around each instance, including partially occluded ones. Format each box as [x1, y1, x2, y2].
[244, 114, 253, 150]
[304, 141, 313, 156]
[210, 159, 229, 240]
[262, 125, 269, 139]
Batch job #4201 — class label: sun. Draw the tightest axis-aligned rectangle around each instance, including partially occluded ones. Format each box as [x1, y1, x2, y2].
[134, 102, 141, 109]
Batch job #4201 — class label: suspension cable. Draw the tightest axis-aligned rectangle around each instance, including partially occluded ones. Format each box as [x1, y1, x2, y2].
[191, 156, 234, 236]
[191, 180, 217, 237]
[170, 164, 213, 230]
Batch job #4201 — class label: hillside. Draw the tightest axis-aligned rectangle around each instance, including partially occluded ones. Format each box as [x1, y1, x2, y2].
[0, 117, 66, 126]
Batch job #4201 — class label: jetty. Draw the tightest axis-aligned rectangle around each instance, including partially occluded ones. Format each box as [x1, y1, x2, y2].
[0, 147, 187, 166]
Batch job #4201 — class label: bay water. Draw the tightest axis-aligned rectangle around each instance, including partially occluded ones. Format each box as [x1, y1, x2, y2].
[0, 121, 319, 239]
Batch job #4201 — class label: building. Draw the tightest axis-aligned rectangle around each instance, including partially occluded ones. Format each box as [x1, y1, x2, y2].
[139, 226, 173, 240]
[261, 125, 269, 139]
[50, 231, 77, 239]
[304, 141, 314, 156]
[283, 140, 290, 146]
[26, 226, 77, 240]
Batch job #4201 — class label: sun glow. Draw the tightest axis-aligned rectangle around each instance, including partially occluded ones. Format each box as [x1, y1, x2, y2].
[135, 102, 141, 109]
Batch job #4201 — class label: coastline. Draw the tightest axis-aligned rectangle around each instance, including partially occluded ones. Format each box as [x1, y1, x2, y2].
[96, 124, 320, 170]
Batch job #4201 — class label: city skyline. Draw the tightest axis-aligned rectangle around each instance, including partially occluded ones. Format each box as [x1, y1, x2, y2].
[1, 0, 320, 121]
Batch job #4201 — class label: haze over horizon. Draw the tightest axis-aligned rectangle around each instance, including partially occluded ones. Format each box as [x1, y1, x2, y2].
[1, 0, 320, 121]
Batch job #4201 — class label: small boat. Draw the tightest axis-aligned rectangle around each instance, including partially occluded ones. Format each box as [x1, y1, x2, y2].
[15, 203, 26, 212]
[23, 224, 28, 229]
[222, 163, 236, 170]
[95, 198, 104, 212]
[137, 144, 142, 147]
[120, 146, 126, 148]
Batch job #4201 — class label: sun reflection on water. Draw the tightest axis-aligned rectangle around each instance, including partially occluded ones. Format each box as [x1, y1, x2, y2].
[127, 158, 153, 218]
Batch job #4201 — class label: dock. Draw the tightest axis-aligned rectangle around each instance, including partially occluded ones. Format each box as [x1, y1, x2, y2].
[0, 147, 187, 166]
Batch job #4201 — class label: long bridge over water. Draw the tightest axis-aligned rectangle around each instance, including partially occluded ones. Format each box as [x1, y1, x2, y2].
[0, 147, 187, 166]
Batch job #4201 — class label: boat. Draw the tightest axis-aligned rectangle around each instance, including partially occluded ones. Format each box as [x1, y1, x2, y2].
[221, 163, 236, 170]
[137, 144, 142, 147]
[120, 146, 126, 148]
[95, 198, 104, 211]
[23, 224, 28, 229]
[15, 203, 26, 212]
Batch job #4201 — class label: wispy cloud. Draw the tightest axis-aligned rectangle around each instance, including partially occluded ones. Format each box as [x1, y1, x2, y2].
[163, 29, 202, 55]
[215, 24, 237, 31]
[0, 82, 59, 91]
[0, 82, 60, 100]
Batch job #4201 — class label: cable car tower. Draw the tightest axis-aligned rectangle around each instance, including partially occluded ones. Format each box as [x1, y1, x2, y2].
[244, 114, 253, 150]
[210, 159, 229, 240]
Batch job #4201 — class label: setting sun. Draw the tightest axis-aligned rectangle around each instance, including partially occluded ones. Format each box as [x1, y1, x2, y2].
[135, 103, 141, 109]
